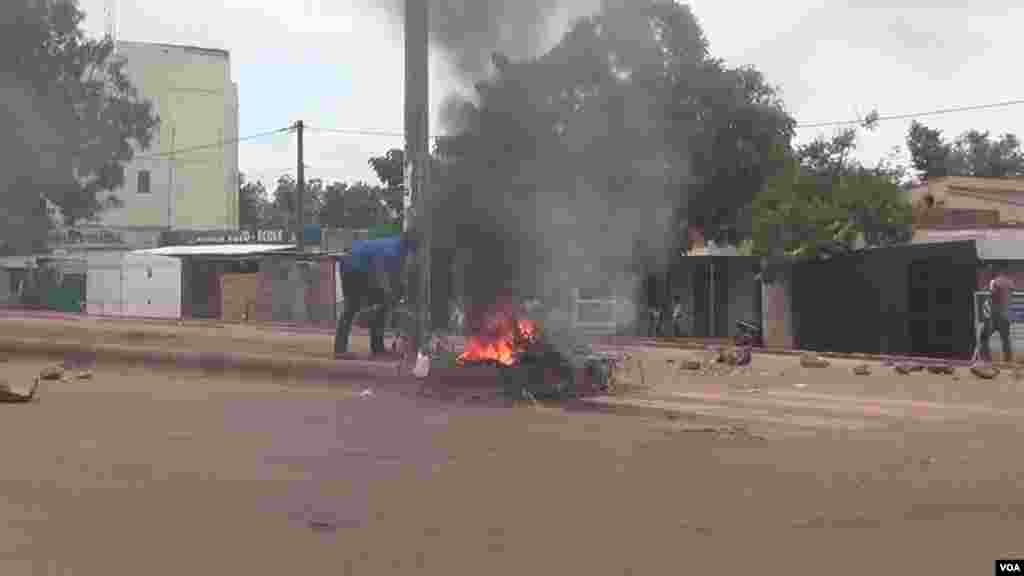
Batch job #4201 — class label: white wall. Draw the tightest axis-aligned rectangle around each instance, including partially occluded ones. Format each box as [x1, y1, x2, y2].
[121, 253, 182, 319]
[95, 42, 237, 232]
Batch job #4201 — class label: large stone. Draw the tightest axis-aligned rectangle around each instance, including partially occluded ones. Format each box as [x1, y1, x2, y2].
[39, 365, 64, 381]
[970, 365, 1000, 380]
[800, 353, 830, 369]
[681, 358, 703, 371]
[893, 363, 917, 375]
[0, 378, 39, 403]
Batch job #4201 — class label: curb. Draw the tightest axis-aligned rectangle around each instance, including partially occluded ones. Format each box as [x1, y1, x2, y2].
[0, 337, 401, 383]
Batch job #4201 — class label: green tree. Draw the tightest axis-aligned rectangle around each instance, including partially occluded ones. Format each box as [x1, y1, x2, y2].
[0, 0, 159, 237]
[315, 181, 391, 230]
[906, 120, 951, 180]
[949, 130, 1024, 178]
[750, 128, 912, 281]
[270, 175, 323, 229]
[368, 148, 405, 222]
[238, 173, 271, 228]
[318, 181, 349, 229]
[906, 121, 1024, 179]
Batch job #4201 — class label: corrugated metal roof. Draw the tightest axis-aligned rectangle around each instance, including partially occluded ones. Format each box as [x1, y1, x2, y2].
[130, 244, 294, 257]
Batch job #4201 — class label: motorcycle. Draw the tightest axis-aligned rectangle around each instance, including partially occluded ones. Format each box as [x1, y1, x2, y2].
[734, 320, 763, 348]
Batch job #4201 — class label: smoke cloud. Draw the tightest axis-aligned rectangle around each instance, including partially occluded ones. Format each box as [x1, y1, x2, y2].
[389, 1, 691, 343]
[383, 0, 601, 83]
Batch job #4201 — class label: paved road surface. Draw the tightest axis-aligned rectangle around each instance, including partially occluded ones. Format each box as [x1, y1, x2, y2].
[1, 353, 1023, 575]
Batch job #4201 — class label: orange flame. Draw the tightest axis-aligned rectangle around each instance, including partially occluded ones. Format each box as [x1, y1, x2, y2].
[458, 304, 538, 366]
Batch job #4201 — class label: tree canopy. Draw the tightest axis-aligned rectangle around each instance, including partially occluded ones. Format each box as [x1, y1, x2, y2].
[907, 120, 1024, 180]
[0, 0, 159, 254]
[749, 126, 913, 280]
[240, 153, 403, 232]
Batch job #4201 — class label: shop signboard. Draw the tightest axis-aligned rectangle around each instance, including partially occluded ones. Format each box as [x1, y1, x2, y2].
[159, 228, 296, 247]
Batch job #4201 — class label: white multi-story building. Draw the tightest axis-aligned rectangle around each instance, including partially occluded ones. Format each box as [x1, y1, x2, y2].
[55, 41, 240, 253]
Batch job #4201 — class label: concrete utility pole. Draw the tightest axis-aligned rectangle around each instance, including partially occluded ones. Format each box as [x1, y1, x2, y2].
[296, 120, 306, 252]
[405, 0, 431, 357]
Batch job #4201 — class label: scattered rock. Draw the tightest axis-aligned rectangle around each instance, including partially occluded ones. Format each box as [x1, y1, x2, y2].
[308, 519, 338, 533]
[893, 363, 916, 375]
[681, 359, 702, 371]
[0, 378, 40, 404]
[39, 366, 64, 381]
[719, 348, 739, 365]
[793, 382, 808, 389]
[926, 364, 955, 375]
[800, 353, 830, 369]
[75, 371, 94, 380]
[853, 364, 872, 376]
[970, 365, 1000, 380]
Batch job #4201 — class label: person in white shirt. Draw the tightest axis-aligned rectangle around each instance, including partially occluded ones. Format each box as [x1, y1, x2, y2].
[671, 295, 688, 337]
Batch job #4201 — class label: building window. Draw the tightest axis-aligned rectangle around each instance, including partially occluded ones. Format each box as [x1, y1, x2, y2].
[137, 170, 151, 194]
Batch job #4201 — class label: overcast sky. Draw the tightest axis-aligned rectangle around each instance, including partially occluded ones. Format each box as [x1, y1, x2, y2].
[76, 0, 1024, 188]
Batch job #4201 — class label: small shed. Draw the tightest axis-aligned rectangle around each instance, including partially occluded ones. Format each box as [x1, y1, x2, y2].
[128, 244, 293, 320]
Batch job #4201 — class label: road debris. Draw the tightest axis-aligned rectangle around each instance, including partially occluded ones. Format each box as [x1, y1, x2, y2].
[359, 388, 374, 398]
[39, 365, 64, 381]
[893, 363, 917, 375]
[926, 364, 955, 375]
[681, 358, 702, 371]
[853, 364, 872, 376]
[970, 365, 1000, 380]
[800, 353, 830, 368]
[0, 378, 40, 403]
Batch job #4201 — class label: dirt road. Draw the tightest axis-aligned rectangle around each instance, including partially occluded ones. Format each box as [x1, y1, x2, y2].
[2, 352, 1023, 575]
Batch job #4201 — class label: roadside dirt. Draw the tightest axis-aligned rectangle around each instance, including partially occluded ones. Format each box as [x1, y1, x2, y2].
[1, 357, 1022, 575]
[0, 315, 373, 359]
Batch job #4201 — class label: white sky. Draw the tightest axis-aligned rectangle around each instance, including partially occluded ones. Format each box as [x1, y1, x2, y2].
[77, 0, 1024, 188]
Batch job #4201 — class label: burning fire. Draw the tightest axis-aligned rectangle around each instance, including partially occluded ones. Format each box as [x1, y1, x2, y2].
[458, 303, 538, 366]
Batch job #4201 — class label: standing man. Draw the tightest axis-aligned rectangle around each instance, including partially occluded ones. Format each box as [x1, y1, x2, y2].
[981, 262, 1015, 363]
[334, 235, 406, 358]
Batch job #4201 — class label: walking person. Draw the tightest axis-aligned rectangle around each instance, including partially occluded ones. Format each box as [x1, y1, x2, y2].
[980, 262, 1015, 363]
[648, 304, 662, 337]
[671, 295, 688, 337]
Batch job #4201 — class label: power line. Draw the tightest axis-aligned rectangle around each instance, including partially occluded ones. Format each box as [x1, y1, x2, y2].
[308, 125, 443, 141]
[795, 98, 1024, 129]
[307, 126, 403, 138]
[133, 127, 294, 160]
[309, 98, 1024, 138]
